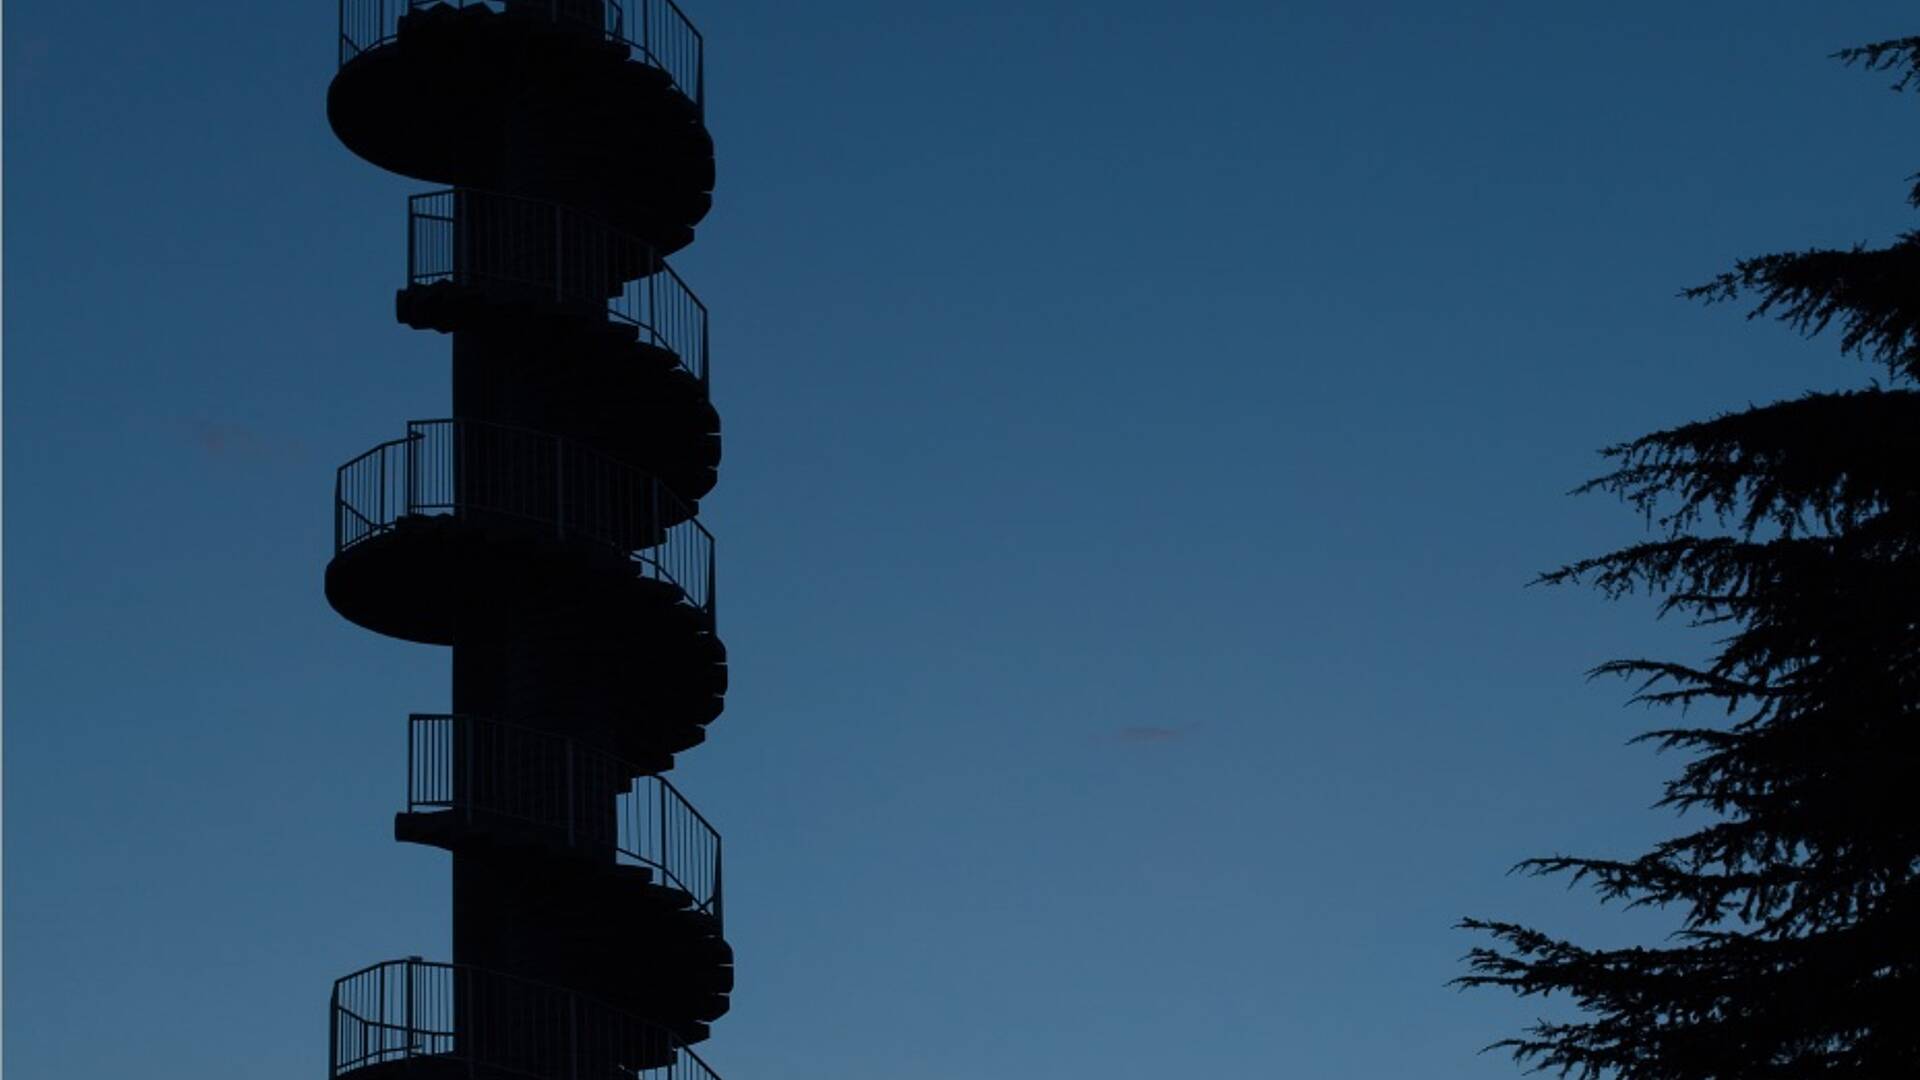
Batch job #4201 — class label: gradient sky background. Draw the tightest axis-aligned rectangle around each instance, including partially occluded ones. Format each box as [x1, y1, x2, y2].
[5, 1, 1916, 1077]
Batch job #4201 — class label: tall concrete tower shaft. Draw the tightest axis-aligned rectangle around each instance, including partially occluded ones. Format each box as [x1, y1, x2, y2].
[320, 4, 733, 1077]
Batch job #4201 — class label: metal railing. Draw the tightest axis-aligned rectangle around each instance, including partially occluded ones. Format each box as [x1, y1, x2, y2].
[334, 419, 716, 619]
[409, 189, 709, 385]
[408, 714, 723, 922]
[331, 957, 724, 1079]
[339, 0, 705, 110]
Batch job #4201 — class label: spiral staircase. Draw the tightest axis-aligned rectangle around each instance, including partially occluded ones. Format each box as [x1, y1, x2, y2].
[321, 3, 731, 1076]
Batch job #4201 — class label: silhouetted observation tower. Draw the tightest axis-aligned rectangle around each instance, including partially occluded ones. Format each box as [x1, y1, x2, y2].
[322, 2, 731, 1076]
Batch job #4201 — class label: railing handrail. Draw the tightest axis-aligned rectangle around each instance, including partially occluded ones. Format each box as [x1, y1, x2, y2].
[405, 187, 710, 386]
[332, 1002, 379, 1027]
[337, 434, 414, 476]
[331, 955, 682, 1026]
[654, 0, 704, 107]
[651, 257, 711, 385]
[405, 713, 724, 921]
[338, 0, 706, 113]
[330, 957, 725, 1080]
[407, 708, 724, 836]
[332, 418, 716, 621]
[657, 772, 717, 836]
[333, 957, 413, 988]
[658, 0, 701, 45]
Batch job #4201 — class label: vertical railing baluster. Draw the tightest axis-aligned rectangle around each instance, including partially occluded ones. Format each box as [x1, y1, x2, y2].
[378, 963, 390, 1059]
[456, 189, 468, 286]
[463, 716, 475, 826]
[706, 532, 717, 621]
[568, 994, 580, 1080]
[404, 958, 417, 1059]
[464, 966, 477, 1080]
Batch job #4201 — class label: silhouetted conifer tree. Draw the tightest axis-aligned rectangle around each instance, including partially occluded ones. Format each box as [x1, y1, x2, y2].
[1456, 38, 1920, 1078]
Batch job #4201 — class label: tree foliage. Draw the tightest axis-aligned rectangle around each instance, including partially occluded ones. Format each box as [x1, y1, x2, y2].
[1456, 39, 1920, 1078]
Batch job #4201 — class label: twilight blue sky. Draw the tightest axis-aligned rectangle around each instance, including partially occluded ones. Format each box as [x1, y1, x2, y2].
[5, 2, 1916, 1077]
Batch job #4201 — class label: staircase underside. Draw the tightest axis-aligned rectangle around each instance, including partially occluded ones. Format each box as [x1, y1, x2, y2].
[398, 284, 721, 503]
[396, 815, 733, 1038]
[327, 522, 726, 762]
[329, 5, 714, 253]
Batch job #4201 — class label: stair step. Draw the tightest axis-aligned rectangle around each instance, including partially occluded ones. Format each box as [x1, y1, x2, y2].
[610, 861, 656, 886]
[640, 883, 694, 910]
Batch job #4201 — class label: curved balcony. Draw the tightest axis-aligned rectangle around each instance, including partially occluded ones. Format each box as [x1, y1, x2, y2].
[326, 418, 718, 646]
[331, 958, 723, 1079]
[337, 418, 712, 606]
[400, 714, 723, 927]
[339, 0, 704, 111]
[401, 189, 709, 384]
